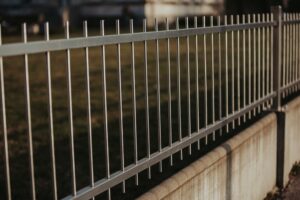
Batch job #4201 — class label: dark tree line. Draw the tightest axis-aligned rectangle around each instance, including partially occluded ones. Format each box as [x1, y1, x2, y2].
[288, 0, 300, 12]
[225, 0, 300, 14]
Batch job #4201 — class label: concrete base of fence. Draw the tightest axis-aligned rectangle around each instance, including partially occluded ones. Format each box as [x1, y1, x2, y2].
[137, 114, 278, 200]
[137, 97, 300, 200]
[284, 96, 300, 186]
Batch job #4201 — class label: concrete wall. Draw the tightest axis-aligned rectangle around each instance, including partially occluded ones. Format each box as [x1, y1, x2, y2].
[137, 97, 300, 200]
[284, 96, 300, 185]
[137, 114, 277, 200]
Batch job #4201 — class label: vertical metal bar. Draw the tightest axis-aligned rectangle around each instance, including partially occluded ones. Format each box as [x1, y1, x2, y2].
[253, 14, 257, 116]
[295, 13, 299, 88]
[176, 18, 183, 160]
[23, 23, 36, 200]
[100, 20, 111, 200]
[166, 18, 173, 165]
[296, 13, 300, 86]
[248, 15, 252, 119]
[296, 14, 298, 88]
[286, 14, 290, 95]
[293, 14, 295, 90]
[242, 15, 246, 121]
[297, 13, 299, 88]
[210, 16, 215, 140]
[267, 14, 270, 107]
[130, 19, 140, 182]
[294, 14, 297, 90]
[271, 13, 274, 106]
[294, 13, 298, 92]
[116, 20, 126, 193]
[283, 14, 287, 98]
[236, 15, 241, 125]
[298, 13, 300, 88]
[295, 13, 298, 88]
[288, 13, 293, 94]
[290, 13, 293, 93]
[65, 21, 76, 197]
[293, 14, 297, 91]
[289, 13, 292, 94]
[271, 6, 282, 110]
[154, 19, 162, 171]
[218, 16, 222, 135]
[257, 14, 261, 113]
[298, 14, 300, 87]
[295, 14, 299, 89]
[292, 14, 295, 91]
[290, 14, 293, 91]
[143, 19, 151, 179]
[293, 14, 296, 89]
[83, 21, 95, 197]
[0, 25, 11, 200]
[203, 16, 209, 139]
[45, 22, 58, 200]
[185, 17, 192, 155]
[290, 13, 294, 90]
[194, 16, 200, 149]
[65, 22, 76, 196]
[262, 14, 266, 109]
[224, 15, 229, 132]
[230, 15, 235, 129]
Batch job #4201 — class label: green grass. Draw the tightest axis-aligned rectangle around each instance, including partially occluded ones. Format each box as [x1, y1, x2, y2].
[0, 29, 265, 199]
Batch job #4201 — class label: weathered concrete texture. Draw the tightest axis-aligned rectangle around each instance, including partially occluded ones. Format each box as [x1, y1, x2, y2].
[137, 114, 277, 200]
[284, 96, 300, 186]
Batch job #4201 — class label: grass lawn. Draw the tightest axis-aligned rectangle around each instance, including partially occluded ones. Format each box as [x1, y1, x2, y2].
[0, 26, 268, 199]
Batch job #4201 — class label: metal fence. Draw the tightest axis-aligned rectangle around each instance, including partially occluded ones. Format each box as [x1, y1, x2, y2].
[0, 5, 299, 200]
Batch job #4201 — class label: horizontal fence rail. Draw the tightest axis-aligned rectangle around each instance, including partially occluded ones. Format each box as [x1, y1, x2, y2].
[0, 22, 276, 57]
[0, 5, 300, 200]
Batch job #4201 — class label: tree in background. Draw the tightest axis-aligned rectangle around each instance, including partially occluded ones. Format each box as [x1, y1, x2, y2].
[225, 0, 286, 14]
[288, 0, 300, 12]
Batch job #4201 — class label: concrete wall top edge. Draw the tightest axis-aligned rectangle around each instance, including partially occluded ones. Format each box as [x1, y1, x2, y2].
[137, 113, 277, 200]
[285, 96, 300, 111]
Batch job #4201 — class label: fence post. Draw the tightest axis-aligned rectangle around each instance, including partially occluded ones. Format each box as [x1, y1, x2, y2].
[271, 5, 286, 189]
[271, 6, 282, 110]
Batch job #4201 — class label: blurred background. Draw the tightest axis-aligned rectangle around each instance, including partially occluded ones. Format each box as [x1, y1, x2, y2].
[0, 0, 299, 34]
[1, 1, 300, 200]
